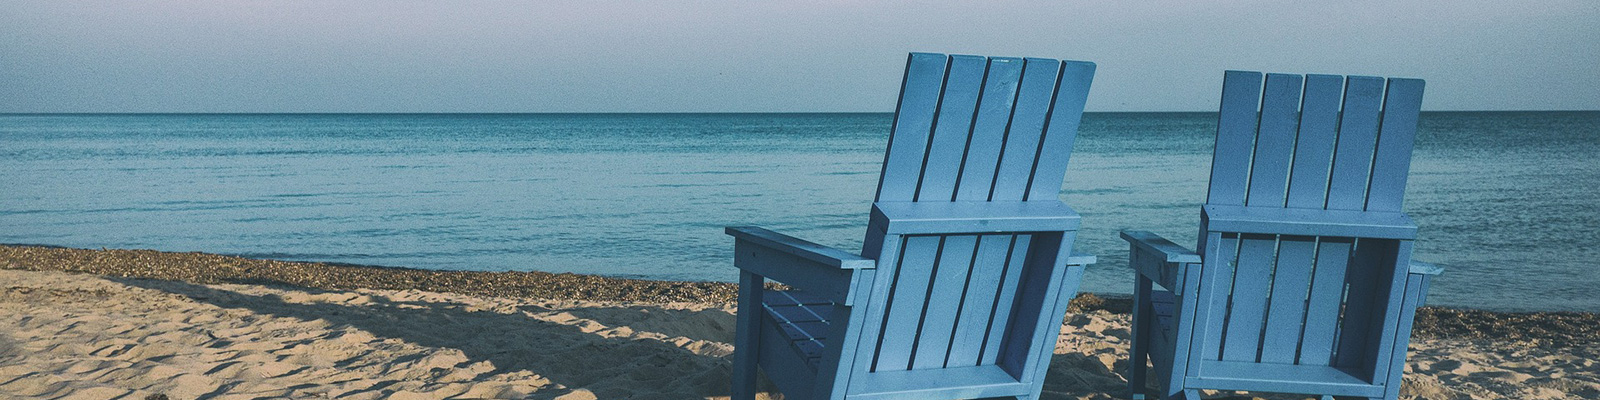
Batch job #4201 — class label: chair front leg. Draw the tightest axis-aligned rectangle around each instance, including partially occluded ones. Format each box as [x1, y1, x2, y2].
[731, 271, 764, 400]
[1129, 272, 1152, 400]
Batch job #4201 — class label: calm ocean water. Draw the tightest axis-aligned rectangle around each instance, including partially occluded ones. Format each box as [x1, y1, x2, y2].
[2, 112, 1596, 312]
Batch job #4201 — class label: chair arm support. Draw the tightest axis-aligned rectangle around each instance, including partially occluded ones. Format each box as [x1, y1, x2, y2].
[1122, 230, 1201, 292]
[1067, 252, 1097, 267]
[727, 226, 874, 305]
[871, 201, 1081, 235]
[1404, 260, 1443, 312]
[1408, 260, 1445, 276]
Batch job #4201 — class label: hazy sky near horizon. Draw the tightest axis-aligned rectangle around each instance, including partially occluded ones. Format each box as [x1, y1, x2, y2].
[3, 1, 1597, 113]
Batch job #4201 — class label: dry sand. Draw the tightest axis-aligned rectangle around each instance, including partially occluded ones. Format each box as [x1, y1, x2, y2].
[1, 246, 1598, 399]
[1, 269, 733, 400]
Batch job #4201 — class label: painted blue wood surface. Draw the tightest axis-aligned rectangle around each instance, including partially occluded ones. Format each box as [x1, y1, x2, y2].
[732, 270, 764, 400]
[979, 234, 1032, 367]
[1367, 79, 1425, 213]
[1244, 73, 1302, 208]
[1027, 61, 1096, 202]
[1123, 70, 1440, 400]
[955, 58, 1025, 201]
[1286, 74, 1343, 210]
[875, 53, 948, 203]
[729, 52, 1095, 400]
[1261, 235, 1314, 364]
[913, 235, 978, 369]
[916, 56, 988, 202]
[876, 235, 941, 371]
[1299, 238, 1352, 366]
[988, 58, 1050, 201]
[1222, 234, 1274, 362]
[1326, 76, 1385, 212]
[870, 201, 1081, 235]
[1201, 205, 1417, 239]
[1195, 233, 1236, 364]
[945, 235, 1014, 367]
[1206, 71, 1263, 208]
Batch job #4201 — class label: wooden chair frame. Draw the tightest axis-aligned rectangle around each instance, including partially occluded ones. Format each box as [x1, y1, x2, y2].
[729, 52, 1098, 400]
[1123, 71, 1443, 400]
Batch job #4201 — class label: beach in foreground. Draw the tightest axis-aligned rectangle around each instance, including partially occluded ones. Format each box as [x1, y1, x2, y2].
[2, 245, 1597, 399]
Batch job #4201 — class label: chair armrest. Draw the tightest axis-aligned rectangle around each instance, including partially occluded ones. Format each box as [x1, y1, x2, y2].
[1202, 205, 1417, 240]
[1121, 230, 1201, 292]
[1121, 230, 1201, 264]
[870, 201, 1081, 235]
[727, 226, 874, 305]
[1408, 260, 1445, 276]
[726, 226, 874, 269]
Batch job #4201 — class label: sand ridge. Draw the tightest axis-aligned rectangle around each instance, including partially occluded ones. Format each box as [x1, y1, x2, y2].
[2, 268, 1598, 399]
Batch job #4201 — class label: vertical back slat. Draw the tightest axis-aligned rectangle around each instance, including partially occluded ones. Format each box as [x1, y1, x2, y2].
[954, 58, 1027, 201]
[1207, 71, 1264, 207]
[1286, 74, 1343, 209]
[1298, 237, 1352, 365]
[876, 53, 951, 202]
[945, 235, 1013, 366]
[915, 56, 989, 201]
[876, 53, 947, 201]
[1324, 76, 1385, 211]
[1198, 233, 1239, 361]
[1260, 235, 1315, 363]
[979, 234, 1032, 365]
[1025, 60, 1096, 201]
[1221, 234, 1275, 361]
[912, 235, 978, 369]
[874, 236, 942, 371]
[847, 235, 904, 386]
[986, 58, 1050, 201]
[1365, 78, 1425, 212]
[1244, 74, 1303, 207]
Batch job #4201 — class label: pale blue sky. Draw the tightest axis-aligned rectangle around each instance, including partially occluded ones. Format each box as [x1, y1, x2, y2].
[3, 1, 1596, 113]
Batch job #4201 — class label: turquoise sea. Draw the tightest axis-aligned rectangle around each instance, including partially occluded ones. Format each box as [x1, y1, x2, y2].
[2, 112, 1596, 312]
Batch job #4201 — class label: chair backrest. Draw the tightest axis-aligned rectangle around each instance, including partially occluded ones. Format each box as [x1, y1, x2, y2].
[1196, 71, 1424, 372]
[857, 53, 1093, 375]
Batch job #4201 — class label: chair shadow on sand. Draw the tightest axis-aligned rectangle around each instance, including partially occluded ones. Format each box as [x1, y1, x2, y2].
[110, 277, 744, 399]
[111, 277, 1139, 399]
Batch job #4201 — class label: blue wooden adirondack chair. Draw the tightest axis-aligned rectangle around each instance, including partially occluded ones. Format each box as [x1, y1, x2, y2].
[1121, 71, 1444, 400]
[726, 52, 1097, 400]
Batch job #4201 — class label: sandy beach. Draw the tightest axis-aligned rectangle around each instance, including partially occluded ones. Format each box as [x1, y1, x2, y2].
[2, 245, 1597, 399]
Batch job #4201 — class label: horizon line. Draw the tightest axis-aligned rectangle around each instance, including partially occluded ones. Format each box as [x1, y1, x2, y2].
[3, 110, 1597, 116]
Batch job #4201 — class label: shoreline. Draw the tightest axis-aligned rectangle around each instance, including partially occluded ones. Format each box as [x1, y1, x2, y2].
[2, 243, 1596, 347]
